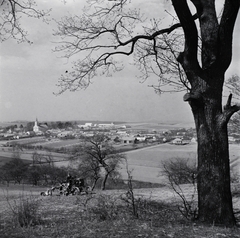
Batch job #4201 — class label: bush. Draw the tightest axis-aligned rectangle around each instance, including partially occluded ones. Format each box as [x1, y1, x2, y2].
[162, 157, 197, 185]
[10, 194, 41, 227]
[161, 158, 198, 220]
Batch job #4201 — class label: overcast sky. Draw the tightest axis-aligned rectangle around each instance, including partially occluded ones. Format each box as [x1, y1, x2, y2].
[0, 0, 239, 123]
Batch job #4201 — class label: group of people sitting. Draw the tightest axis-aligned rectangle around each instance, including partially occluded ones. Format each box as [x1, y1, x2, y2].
[41, 174, 88, 196]
[65, 174, 85, 196]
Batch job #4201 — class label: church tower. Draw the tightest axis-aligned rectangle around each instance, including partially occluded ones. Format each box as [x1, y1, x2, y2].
[33, 118, 39, 133]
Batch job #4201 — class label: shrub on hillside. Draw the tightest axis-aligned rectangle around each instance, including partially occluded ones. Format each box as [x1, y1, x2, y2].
[161, 158, 198, 220]
[9, 194, 41, 227]
[162, 157, 197, 185]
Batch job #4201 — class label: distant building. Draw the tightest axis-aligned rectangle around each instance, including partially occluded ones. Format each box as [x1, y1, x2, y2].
[191, 137, 197, 143]
[78, 123, 93, 129]
[122, 136, 135, 144]
[135, 136, 146, 142]
[85, 123, 93, 127]
[172, 138, 183, 145]
[163, 137, 167, 143]
[33, 118, 47, 135]
[98, 122, 114, 128]
[33, 118, 40, 133]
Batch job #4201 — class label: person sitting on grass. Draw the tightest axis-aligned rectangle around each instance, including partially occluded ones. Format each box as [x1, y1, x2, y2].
[66, 173, 74, 196]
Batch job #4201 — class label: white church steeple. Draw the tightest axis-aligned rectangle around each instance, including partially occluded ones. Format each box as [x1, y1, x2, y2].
[33, 118, 39, 133]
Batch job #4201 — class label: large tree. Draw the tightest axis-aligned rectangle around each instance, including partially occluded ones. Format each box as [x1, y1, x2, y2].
[54, 0, 240, 226]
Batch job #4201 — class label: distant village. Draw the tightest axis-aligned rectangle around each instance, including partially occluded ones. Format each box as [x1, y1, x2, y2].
[0, 118, 239, 148]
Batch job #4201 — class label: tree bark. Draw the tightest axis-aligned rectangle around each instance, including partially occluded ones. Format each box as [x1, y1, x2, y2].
[196, 122, 235, 226]
[187, 78, 236, 226]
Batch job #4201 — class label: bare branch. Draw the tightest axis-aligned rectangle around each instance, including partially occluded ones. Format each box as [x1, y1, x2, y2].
[218, 93, 240, 125]
[172, 0, 199, 71]
[54, 0, 238, 100]
[0, 0, 51, 43]
[54, 0, 201, 94]
[191, 0, 219, 69]
[218, 0, 240, 71]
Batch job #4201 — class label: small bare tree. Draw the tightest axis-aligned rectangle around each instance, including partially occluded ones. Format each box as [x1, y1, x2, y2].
[76, 155, 101, 191]
[162, 158, 198, 220]
[72, 134, 125, 190]
[124, 160, 138, 218]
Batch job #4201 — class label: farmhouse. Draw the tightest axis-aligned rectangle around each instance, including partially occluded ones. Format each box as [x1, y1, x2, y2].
[146, 135, 157, 142]
[122, 136, 135, 144]
[172, 138, 183, 145]
[135, 134, 147, 142]
[135, 136, 146, 142]
[78, 123, 93, 129]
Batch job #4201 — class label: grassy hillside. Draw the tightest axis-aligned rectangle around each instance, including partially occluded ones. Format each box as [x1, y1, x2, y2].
[0, 184, 239, 237]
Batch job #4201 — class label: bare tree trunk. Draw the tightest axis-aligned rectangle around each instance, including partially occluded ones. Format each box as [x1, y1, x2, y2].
[188, 78, 236, 226]
[172, 0, 240, 226]
[196, 122, 235, 225]
[91, 177, 100, 191]
[101, 171, 109, 191]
